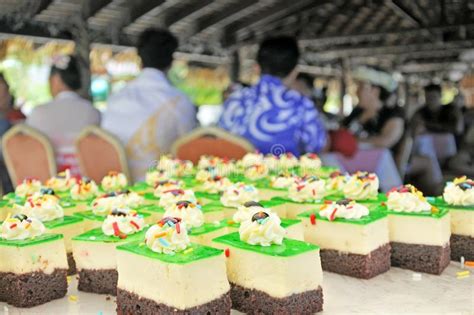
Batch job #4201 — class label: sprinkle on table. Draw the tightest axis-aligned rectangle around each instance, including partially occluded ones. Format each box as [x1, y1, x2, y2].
[68, 295, 78, 302]
[310, 213, 316, 225]
[225, 248, 230, 257]
[456, 270, 470, 279]
[67, 276, 72, 284]
[412, 273, 422, 281]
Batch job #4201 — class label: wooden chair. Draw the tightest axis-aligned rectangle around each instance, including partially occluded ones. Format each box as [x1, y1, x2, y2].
[75, 126, 130, 183]
[171, 127, 254, 164]
[2, 124, 57, 187]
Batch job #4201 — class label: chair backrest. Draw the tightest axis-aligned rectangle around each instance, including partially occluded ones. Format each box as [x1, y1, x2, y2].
[2, 124, 57, 187]
[75, 126, 130, 183]
[394, 133, 414, 180]
[171, 127, 254, 164]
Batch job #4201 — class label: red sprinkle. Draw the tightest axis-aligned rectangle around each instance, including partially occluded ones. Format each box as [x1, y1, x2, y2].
[312, 189, 316, 196]
[329, 208, 338, 221]
[130, 221, 139, 229]
[225, 248, 230, 257]
[176, 223, 181, 234]
[296, 185, 305, 192]
[310, 214, 316, 225]
[112, 222, 120, 236]
[324, 200, 332, 204]
[9, 223, 17, 229]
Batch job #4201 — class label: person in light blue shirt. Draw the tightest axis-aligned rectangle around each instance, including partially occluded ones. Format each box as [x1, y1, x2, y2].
[219, 36, 327, 156]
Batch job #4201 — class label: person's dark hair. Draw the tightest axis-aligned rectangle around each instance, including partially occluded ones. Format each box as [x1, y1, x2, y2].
[50, 55, 82, 90]
[0, 73, 9, 89]
[296, 73, 314, 88]
[257, 36, 300, 78]
[137, 28, 178, 70]
[376, 85, 392, 102]
[424, 84, 441, 94]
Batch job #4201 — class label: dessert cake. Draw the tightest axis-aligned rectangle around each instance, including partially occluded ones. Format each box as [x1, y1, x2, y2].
[116, 217, 231, 314]
[256, 172, 296, 200]
[385, 185, 451, 274]
[0, 214, 68, 307]
[341, 171, 382, 202]
[69, 177, 99, 212]
[15, 178, 42, 198]
[299, 153, 322, 171]
[72, 208, 146, 295]
[433, 176, 474, 261]
[272, 175, 327, 218]
[213, 211, 324, 314]
[243, 164, 269, 181]
[220, 182, 259, 208]
[228, 201, 304, 240]
[299, 199, 390, 279]
[45, 169, 77, 196]
[19, 193, 85, 275]
[101, 171, 128, 192]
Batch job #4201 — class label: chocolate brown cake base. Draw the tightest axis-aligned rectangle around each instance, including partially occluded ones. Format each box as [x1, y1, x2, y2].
[391, 242, 450, 275]
[0, 269, 67, 307]
[78, 269, 118, 296]
[320, 244, 391, 279]
[230, 283, 323, 315]
[116, 288, 231, 315]
[67, 252, 77, 275]
[451, 234, 474, 261]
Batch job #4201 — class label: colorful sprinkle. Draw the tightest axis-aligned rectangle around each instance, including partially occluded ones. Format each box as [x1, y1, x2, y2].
[310, 213, 316, 225]
[159, 238, 170, 247]
[183, 248, 194, 254]
[130, 220, 140, 229]
[67, 276, 72, 284]
[112, 222, 121, 237]
[225, 248, 230, 257]
[68, 295, 78, 302]
[329, 208, 338, 221]
[457, 270, 470, 277]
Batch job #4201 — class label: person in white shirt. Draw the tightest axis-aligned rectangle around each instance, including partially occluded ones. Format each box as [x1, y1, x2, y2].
[102, 28, 197, 181]
[27, 55, 101, 175]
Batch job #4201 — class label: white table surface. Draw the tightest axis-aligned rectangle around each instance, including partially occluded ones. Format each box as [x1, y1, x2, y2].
[1, 262, 473, 315]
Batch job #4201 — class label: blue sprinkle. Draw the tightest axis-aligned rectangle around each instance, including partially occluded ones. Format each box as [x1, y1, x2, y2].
[159, 238, 170, 247]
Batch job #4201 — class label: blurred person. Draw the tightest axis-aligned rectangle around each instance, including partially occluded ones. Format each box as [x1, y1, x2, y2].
[342, 67, 404, 151]
[27, 55, 100, 174]
[219, 36, 327, 156]
[102, 28, 196, 181]
[412, 84, 463, 136]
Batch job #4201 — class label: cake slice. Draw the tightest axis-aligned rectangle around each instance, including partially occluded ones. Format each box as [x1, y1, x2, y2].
[213, 211, 324, 314]
[428, 176, 474, 261]
[298, 199, 390, 279]
[385, 185, 451, 274]
[101, 171, 128, 192]
[72, 208, 147, 295]
[68, 177, 99, 212]
[116, 217, 231, 314]
[0, 214, 68, 307]
[227, 201, 304, 240]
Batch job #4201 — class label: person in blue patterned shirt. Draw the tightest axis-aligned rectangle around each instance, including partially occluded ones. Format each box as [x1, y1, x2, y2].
[218, 36, 327, 156]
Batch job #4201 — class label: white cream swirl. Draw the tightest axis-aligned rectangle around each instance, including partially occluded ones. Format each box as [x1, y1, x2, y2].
[239, 152, 264, 168]
[92, 193, 127, 216]
[319, 200, 369, 220]
[197, 155, 222, 169]
[46, 169, 76, 192]
[299, 153, 322, 169]
[239, 211, 286, 246]
[443, 177, 474, 206]
[145, 217, 190, 255]
[200, 176, 232, 193]
[343, 172, 379, 200]
[159, 189, 197, 209]
[175, 160, 194, 176]
[146, 169, 171, 186]
[101, 208, 146, 237]
[277, 153, 299, 169]
[195, 167, 217, 182]
[163, 201, 204, 228]
[244, 164, 269, 181]
[15, 179, 42, 197]
[326, 172, 349, 192]
[387, 185, 431, 213]
[153, 180, 183, 197]
[270, 173, 297, 189]
[221, 183, 259, 207]
[288, 177, 326, 202]
[101, 172, 128, 192]
[1, 214, 45, 240]
[233, 202, 267, 223]
[70, 179, 99, 201]
[23, 194, 64, 222]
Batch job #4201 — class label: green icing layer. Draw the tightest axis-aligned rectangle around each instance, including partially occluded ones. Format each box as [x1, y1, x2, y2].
[117, 241, 223, 264]
[0, 199, 8, 207]
[225, 218, 300, 229]
[143, 192, 160, 201]
[188, 222, 227, 236]
[376, 205, 450, 218]
[0, 233, 63, 247]
[136, 204, 164, 214]
[130, 182, 151, 192]
[72, 227, 147, 243]
[296, 166, 339, 178]
[213, 232, 318, 257]
[270, 196, 324, 205]
[426, 196, 474, 211]
[200, 202, 232, 213]
[44, 215, 84, 229]
[74, 210, 151, 222]
[259, 198, 288, 207]
[181, 177, 198, 188]
[298, 209, 387, 225]
[195, 191, 221, 201]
